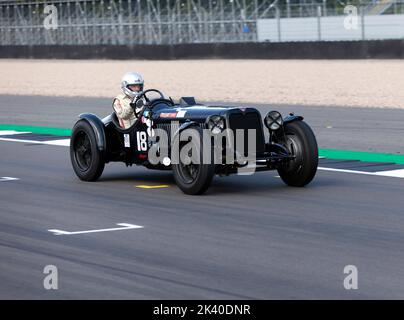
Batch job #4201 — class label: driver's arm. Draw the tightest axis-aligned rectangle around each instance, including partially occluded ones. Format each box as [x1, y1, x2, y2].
[113, 97, 135, 120]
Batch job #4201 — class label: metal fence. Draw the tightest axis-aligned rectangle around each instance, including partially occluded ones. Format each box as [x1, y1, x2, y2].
[0, 0, 403, 45]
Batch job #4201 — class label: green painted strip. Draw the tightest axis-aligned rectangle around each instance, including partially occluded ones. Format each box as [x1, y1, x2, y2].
[319, 149, 404, 165]
[1, 124, 404, 165]
[0, 124, 71, 136]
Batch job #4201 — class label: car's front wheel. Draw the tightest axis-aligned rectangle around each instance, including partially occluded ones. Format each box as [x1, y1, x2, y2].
[172, 126, 215, 195]
[70, 120, 105, 181]
[277, 120, 318, 187]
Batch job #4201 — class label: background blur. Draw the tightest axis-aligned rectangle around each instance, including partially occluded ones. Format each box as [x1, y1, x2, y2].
[0, 0, 403, 45]
[0, 1, 403, 108]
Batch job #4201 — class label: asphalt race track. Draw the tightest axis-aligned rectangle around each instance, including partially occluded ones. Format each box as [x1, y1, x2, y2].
[2, 94, 404, 153]
[1, 95, 404, 299]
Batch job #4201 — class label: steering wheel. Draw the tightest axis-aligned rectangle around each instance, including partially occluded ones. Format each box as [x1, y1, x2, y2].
[132, 89, 174, 113]
[136, 89, 164, 103]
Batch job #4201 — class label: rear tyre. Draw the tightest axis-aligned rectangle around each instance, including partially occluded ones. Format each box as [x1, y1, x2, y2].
[172, 126, 215, 195]
[277, 120, 318, 187]
[70, 120, 105, 181]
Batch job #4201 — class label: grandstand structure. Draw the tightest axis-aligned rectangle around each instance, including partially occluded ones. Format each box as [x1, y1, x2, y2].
[0, 0, 403, 45]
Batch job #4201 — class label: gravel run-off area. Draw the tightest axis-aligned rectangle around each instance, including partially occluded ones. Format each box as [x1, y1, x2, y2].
[1, 59, 404, 108]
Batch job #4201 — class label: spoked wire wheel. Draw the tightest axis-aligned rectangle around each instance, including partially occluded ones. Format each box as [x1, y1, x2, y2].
[172, 126, 215, 195]
[277, 120, 318, 187]
[70, 120, 105, 181]
[176, 147, 200, 184]
[73, 130, 92, 171]
[282, 134, 304, 175]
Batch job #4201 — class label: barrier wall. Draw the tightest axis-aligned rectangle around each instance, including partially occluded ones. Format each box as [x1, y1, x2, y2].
[0, 40, 403, 59]
[257, 14, 404, 42]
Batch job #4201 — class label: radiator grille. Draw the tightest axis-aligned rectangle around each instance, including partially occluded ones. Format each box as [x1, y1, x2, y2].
[228, 112, 265, 154]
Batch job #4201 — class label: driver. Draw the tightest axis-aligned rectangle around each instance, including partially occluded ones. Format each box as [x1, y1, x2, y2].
[113, 72, 144, 129]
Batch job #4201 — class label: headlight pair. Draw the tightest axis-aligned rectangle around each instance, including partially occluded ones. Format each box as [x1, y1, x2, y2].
[206, 115, 225, 134]
[264, 111, 283, 131]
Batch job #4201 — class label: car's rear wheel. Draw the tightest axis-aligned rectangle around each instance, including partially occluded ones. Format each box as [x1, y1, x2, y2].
[172, 126, 215, 195]
[277, 120, 318, 187]
[70, 120, 105, 181]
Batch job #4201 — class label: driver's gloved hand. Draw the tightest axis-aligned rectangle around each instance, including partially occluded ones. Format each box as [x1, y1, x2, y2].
[130, 99, 143, 118]
[135, 106, 145, 118]
[131, 97, 145, 109]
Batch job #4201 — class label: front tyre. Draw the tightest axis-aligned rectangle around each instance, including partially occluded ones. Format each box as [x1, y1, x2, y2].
[277, 120, 318, 187]
[172, 126, 215, 195]
[70, 120, 105, 181]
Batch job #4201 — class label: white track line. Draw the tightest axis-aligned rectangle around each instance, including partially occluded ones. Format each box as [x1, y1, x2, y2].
[0, 177, 20, 182]
[48, 223, 144, 236]
[1, 134, 403, 179]
[318, 167, 404, 179]
[0, 131, 30, 135]
[318, 167, 375, 176]
[42, 139, 70, 146]
[0, 137, 70, 146]
[374, 169, 404, 178]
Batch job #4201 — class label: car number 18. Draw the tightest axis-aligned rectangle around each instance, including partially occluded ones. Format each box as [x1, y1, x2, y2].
[137, 131, 147, 151]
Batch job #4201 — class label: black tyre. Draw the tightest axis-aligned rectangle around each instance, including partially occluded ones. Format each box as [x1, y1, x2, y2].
[277, 120, 318, 187]
[70, 120, 105, 181]
[172, 126, 215, 195]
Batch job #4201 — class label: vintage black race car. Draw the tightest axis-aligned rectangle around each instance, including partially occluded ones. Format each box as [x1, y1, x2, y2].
[70, 89, 318, 195]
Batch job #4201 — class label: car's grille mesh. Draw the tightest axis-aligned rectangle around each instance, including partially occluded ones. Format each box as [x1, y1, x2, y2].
[228, 112, 265, 154]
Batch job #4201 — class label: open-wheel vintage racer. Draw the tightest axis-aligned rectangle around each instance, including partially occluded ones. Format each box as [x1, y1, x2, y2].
[70, 89, 318, 195]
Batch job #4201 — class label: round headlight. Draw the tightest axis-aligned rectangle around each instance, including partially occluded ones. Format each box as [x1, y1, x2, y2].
[265, 111, 283, 131]
[206, 115, 225, 134]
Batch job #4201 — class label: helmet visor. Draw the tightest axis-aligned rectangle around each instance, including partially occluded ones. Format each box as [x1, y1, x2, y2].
[127, 83, 143, 94]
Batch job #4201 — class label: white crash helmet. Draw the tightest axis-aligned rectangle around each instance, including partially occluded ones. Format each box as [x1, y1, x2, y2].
[121, 72, 144, 98]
